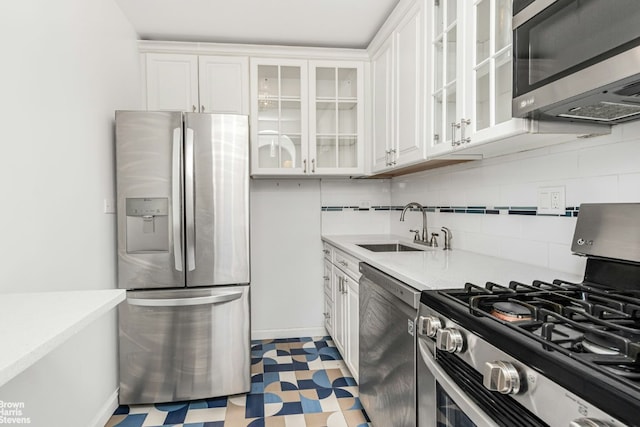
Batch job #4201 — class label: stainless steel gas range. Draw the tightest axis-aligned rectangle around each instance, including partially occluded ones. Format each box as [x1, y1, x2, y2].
[417, 203, 640, 427]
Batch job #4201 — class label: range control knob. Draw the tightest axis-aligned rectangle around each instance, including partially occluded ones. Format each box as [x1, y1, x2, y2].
[417, 315, 442, 337]
[569, 419, 613, 427]
[435, 328, 464, 353]
[483, 361, 521, 395]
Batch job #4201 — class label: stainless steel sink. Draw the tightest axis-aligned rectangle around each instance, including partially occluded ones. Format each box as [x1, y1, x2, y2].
[357, 243, 424, 252]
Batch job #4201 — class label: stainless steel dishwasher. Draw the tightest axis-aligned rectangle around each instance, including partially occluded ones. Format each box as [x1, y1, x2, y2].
[359, 262, 421, 427]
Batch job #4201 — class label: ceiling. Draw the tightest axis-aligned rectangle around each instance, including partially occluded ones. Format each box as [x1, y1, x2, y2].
[114, 0, 400, 49]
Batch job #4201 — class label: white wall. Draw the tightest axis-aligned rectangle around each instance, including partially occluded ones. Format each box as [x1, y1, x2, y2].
[250, 180, 325, 339]
[389, 122, 640, 276]
[0, 0, 141, 425]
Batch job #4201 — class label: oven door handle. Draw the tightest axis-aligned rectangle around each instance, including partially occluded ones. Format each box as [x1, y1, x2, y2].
[419, 339, 499, 427]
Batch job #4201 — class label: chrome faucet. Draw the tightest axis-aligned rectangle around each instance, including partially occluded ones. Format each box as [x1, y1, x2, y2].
[400, 202, 428, 244]
[441, 227, 452, 250]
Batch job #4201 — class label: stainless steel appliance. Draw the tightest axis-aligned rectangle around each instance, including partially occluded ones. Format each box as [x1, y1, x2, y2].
[115, 111, 250, 405]
[512, 0, 640, 124]
[417, 203, 640, 427]
[359, 263, 421, 427]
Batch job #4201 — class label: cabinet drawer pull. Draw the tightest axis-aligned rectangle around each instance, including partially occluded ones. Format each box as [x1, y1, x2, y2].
[460, 118, 471, 144]
[451, 122, 459, 146]
[303, 159, 307, 173]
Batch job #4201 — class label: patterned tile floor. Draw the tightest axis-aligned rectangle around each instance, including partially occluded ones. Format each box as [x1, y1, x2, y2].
[105, 336, 371, 427]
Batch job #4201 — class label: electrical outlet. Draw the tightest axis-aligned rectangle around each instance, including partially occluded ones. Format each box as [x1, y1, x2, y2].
[537, 186, 565, 215]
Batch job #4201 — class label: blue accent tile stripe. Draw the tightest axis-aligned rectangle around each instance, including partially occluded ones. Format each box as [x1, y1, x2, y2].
[321, 203, 581, 218]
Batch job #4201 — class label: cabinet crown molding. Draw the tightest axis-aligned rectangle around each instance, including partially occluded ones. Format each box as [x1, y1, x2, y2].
[138, 40, 369, 61]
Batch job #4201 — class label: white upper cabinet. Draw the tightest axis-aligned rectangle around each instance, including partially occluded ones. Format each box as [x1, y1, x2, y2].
[198, 56, 249, 114]
[426, 0, 529, 158]
[463, 0, 529, 147]
[250, 58, 309, 175]
[309, 61, 364, 176]
[145, 53, 249, 114]
[146, 53, 199, 112]
[394, 2, 425, 167]
[426, 0, 466, 158]
[371, 36, 395, 172]
[250, 58, 365, 177]
[424, 0, 603, 159]
[371, 0, 426, 173]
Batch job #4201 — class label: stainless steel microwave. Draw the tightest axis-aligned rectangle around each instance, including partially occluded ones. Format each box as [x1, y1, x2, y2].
[512, 0, 640, 124]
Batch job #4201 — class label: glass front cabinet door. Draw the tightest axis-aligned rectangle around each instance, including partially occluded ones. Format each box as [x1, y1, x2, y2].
[309, 61, 364, 176]
[426, 0, 467, 158]
[250, 59, 308, 175]
[250, 59, 363, 176]
[465, 0, 528, 146]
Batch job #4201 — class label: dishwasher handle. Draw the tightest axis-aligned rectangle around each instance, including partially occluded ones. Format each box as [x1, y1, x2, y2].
[127, 291, 243, 307]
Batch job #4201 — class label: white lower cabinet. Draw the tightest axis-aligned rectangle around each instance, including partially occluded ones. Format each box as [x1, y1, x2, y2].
[323, 243, 360, 382]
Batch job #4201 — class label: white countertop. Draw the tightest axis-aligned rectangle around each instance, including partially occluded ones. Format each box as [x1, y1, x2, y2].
[0, 289, 125, 387]
[322, 234, 582, 291]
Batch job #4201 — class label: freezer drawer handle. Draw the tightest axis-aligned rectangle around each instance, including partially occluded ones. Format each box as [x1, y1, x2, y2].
[172, 127, 183, 272]
[127, 291, 243, 307]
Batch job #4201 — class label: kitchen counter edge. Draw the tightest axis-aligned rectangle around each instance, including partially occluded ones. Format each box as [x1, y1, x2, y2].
[322, 234, 582, 292]
[0, 289, 126, 387]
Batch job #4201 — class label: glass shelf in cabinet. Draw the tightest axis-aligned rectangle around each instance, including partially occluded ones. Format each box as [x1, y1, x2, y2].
[476, 0, 490, 64]
[338, 136, 358, 168]
[337, 68, 357, 98]
[316, 67, 336, 98]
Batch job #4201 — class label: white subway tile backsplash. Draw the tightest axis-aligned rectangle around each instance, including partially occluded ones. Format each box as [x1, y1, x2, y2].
[499, 238, 549, 268]
[578, 140, 640, 177]
[321, 210, 391, 235]
[618, 173, 640, 202]
[499, 182, 539, 207]
[464, 185, 501, 207]
[574, 175, 619, 203]
[319, 121, 640, 274]
[482, 214, 523, 238]
[520, 216, 577, 245]
[458, 232, 502, 259]
[548, 243, 586, 276]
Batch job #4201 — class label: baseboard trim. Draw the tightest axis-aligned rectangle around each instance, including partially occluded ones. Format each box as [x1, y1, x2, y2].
[252, 327, 328, 340]
[91, 388, 119, 427]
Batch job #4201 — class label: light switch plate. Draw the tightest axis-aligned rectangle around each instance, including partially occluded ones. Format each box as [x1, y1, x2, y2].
[104, 198, 116, 214]
[537, 186, 565, 215]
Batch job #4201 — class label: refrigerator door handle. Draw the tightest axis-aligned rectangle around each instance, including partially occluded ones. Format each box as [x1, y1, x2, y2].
[172, 127, 183, 272]
[185, 127, 196, 272]
[127, 291, 243, 307]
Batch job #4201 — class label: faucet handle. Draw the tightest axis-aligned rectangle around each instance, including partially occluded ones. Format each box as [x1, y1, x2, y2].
[429, 233, 439, 247]
[409, 229, 420, 241]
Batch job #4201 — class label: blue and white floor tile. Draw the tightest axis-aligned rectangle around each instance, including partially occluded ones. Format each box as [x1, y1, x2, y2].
[105, 336, 371, 427]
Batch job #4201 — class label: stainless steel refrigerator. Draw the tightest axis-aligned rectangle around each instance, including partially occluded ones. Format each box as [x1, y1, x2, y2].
[114, 111, 250, 405]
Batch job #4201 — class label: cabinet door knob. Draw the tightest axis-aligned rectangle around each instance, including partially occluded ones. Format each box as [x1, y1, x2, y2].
[311, 158, 315, 173]
[192, 105, 197, 112]
[201, 105, 205, 112]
